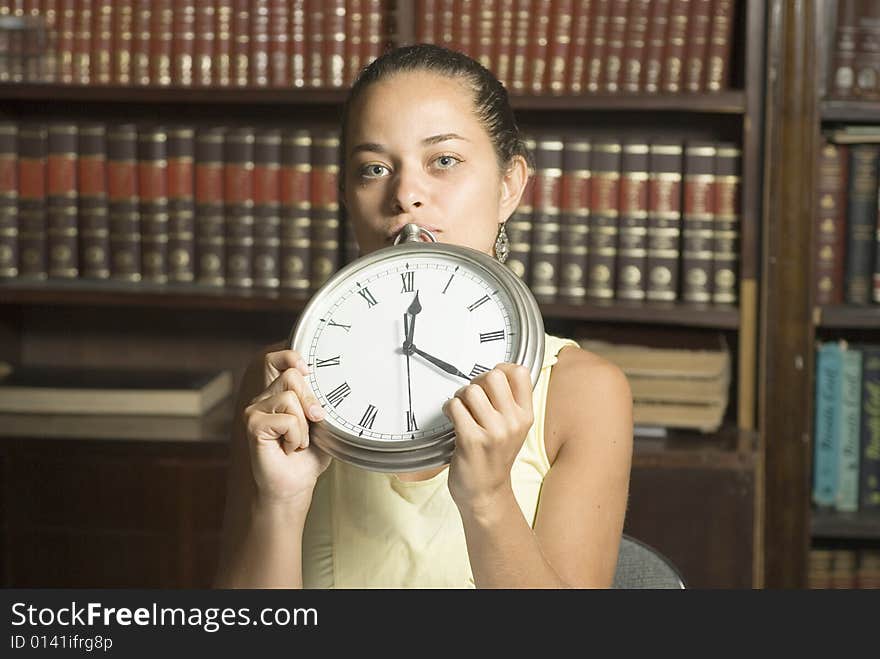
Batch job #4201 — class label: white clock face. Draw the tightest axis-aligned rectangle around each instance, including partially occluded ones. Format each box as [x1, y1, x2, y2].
[299, 252, 520, 444]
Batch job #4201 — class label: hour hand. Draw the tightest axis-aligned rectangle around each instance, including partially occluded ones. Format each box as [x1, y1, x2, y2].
[404, 291, 421, 348]
[410, 344, 469, 381]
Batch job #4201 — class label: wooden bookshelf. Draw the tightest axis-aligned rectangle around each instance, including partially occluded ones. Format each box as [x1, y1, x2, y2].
[820, 100, 880, 123]
[815, 305, 880, 329]
[812, 510, 880, 540]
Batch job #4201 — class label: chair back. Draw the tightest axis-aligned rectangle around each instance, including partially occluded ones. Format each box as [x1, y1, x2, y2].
[612, 534, 686, 589]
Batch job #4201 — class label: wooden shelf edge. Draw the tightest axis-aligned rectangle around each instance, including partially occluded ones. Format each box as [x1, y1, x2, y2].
[811, 509, 880, 540]
[821, 99, 880, 123]
[0, 281, 741, 328]
[632, 427, 758, 470]
[0, 83, 746, 113]
[815, 304, 880, 329]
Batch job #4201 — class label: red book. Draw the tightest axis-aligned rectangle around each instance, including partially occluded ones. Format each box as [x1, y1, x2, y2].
[173, 0, 196, 86]
[662, 0, 690, 93]
[150, 0, 173, 86]
[214, 0, 233, 86]
[493, 0, 515, 88]
[529, 135, 564, 303]
[437, 0, 456, 49]
[705, 0, 734, 92]
[602, 0, 629, 93]
[193, 0, 215, 86]
[72, 0, 93, 85]
[307, 0, 325, 87]
[546, 0, 573, 95]
[112, 0, 135, 85]
[584, 0, 610, 93]
[280, 128, 312, 295]
[527, 0, 552, 94]
[642, 0, 669, 93]
[132, 0, 152, 85]
[474, 0, 495, 69]
[77, 123, 110, 280]
[683, 0, 711, 93]
[586, 139, 620, 300]
[416, 0, 437, 43]
[310, 130, 340, 291]
[91, 0, 112, 84]
[268, 0, 290, 87]
[17, 123, 48, 280]
[510, 0, 530, 93]
[621, 0, 650, 93]
[39, 0, 60, 83]
[325, 0, 345, 88]
[249, 0, 270, 86]
[558, 136, 590, 303]
[231, 0, 249, 86]
[566, 0, 592, 94]
[345, 0, 365, 86]
[363, 0, 384, 67]
[290, 0, 307, 87]
[253, 128, 281, 288]
[455, 0, 474, 56]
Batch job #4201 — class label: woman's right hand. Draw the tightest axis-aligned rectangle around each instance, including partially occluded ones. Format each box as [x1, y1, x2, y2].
[243, 348, 332, 508]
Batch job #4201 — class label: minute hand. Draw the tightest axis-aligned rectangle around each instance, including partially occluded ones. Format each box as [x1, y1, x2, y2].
[410, 345, 470, 381]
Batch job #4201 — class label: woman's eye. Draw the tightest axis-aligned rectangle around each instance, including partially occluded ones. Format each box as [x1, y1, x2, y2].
[361, 163, 390, 178]
[433, 155, 461, 169]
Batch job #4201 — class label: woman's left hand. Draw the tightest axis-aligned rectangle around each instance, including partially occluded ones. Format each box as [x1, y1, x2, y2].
[443, 363, 535, 513]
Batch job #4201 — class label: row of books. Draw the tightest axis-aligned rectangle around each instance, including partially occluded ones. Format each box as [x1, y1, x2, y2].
[0, 0, 386, 89]
[814, 130, 880, 307]
[809, 548, 880, 589]
[827, 1, 880, 101]
[416, 0, 738, 95]
[812, 341, 880, 514]
[516, 136, 741, 306]
[0, 121, 353, 292]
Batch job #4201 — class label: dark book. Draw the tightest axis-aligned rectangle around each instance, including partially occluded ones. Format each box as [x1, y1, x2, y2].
[587, 139, 621, 301]
[0, 121, 17, 279]
[815, 140, 848, 306]
[46, 123, 78, 279]
[253, 127, 282, 289]
[77, 122, 110, 280]
[681, 141, 716, 303]
[224, 125, 256, 288]
[705, 0, 736, 92]
[107, 123, 142, 283]
[280, 128, 312, 295]
[505, 136, 536, 283]
[844, 143, 879, 305]
[853, 2, 880, 99]
[646, 141, 683, 302]
[167, 125, 196, 284]
[712, 141, 741, 305]
[529, 135, 564, 303]
[307, 0, 325, 87]
[830, 0, 859, 99]
[195, 126, 226, 287]
[615, 140, 649, 301]
[0, 364, 233, 417]
[309, 129, 340, 292]
[138, 125, 170, 284]
[558, 136, 590, 303]
[858, 344, 880, 511]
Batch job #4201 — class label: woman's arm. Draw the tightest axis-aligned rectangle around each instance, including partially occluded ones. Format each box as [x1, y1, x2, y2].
[214, 343, 329, 588]
[448, 348, 633, 588]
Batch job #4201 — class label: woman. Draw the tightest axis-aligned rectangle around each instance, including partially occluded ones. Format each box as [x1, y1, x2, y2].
[214, 44, 633, 588]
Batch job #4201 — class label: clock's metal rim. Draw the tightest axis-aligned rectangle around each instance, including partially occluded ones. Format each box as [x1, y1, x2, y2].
[289, 240, 544, 472]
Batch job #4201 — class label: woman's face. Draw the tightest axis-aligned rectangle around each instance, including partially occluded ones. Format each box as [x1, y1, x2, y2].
[343, 70, 526, 256]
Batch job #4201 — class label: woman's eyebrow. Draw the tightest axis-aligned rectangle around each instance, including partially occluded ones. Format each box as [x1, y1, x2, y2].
[350, 133, 470, 156]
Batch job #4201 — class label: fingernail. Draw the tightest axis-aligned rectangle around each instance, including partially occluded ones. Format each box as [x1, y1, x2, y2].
[309, 404, 325, 420]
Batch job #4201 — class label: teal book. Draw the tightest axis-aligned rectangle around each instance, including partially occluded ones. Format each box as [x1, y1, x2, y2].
[813, 341, 843, 508]
[837, 345, 862, 512]
[859, 344, 880, 510]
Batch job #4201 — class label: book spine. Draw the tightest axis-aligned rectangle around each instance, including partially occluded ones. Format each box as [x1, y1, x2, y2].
[527, 0, 552, 94]
[137, 125, 169, 284]
[23, 0, 44, 82]
[72, 0, 93, 84]
[510, 0, 530, 94]
[173, 0, 196, 86]
[310, 131, 340, 291]
[505, 136, 535, 282]
[268, 0, 289, 87]
[814, 341, 843, 508]
[860, 345, 880, 511]
[56, 0, 76, 84]
[151, 0, 173, 86]
[249, 0, 270, 87]
[529, 135, 564, 303]
[586, 139, 620, 300]
[853, 3, 880, 99]
[646, 141, 683, 302]
[558, 136, 590, 303]
[132, 0, 151, 85]
[167, 126, 196, 283]
[615, 140, 649, 300]
[681, 141, 716, 303]
[224, 126, 256, 287]
[194, 0, 215, 86]
[662, 0, 689, 93]
[345, 0, 364, 86]
[475, 0, 496, 71]
[838, 345, 863, 512]
[547, 0, 573, 95]
[712, 141, 740, 304]
[683, 0, 711, 93]
[454, 0, 473, 57]
[280, 128, 312, 295]
[77, 122, 110, 280]
[437, 0, 455, 49]
[415, 0, 436, 43]
[325, 0, 346, 88]
[41, 0, 60, 83]
[91, 0, 112, 84]
[705, 0, 734, 92]
[17, 124, 48, 279]
[47, 123, 78, 279]
[602, 0, 628, 93]
[0, 122, 17, 278]
[621, 0, 650, 93]
[112, 0, 134, 85]
[831, 0, 858, 99]
[290, 0, 307, 88]
[565, 0, 591, 94]
[231, 0, 249, 86]
[815, 140, 846, 306]
[585, 0, 610, 93]
[307, 0, 325, 87]
[107, 123, 141, 282]
[214, 0, 233, 86]
[253, 128, 281, 288]
[195, 126, 225, 286]
[845, 144, 879, 305]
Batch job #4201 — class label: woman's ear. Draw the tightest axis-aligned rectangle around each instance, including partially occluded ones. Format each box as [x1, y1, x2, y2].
[498, 155, 530, 222]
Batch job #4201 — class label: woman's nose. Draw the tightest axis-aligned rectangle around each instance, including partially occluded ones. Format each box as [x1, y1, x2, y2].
[390, 168, 426, 214]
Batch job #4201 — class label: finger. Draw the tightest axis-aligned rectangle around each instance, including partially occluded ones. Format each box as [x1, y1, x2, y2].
[246, 407, 308, 450]
[254, 368, 325, 422]
[442, 395, 481, 435]
[493, 363, 533, 409]
[252, 390, 312, 444]
[263, 348, 309, 386]
[473, 367, 516, 415]
[454, 383, 497, 429]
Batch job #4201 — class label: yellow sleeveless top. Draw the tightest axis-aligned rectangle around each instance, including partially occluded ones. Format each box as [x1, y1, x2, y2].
[301, 333, 578, 589]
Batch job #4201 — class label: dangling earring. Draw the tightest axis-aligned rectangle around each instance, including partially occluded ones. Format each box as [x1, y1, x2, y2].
[494, 222, 510, 264]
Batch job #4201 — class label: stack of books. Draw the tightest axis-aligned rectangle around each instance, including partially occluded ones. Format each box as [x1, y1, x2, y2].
[578, 338, 731, 434]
